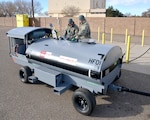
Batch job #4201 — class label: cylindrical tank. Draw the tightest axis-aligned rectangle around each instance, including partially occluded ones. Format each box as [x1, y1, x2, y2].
[26, 39, 122, 79]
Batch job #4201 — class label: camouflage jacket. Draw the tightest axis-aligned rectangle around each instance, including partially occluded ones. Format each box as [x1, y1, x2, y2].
[64, 24, 79, 40]
[78, 21, 91, 39]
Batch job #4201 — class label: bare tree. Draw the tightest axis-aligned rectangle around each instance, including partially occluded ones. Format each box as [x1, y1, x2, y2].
[38, 11, 48, 16]
[142, 9, 150, 17]
[124, 13, 132, 17]
[6, 1, 16, 16]
[33, 1, 43, 16]
[61, 6, 80, 17]
[0, 1, 17, 17]
[0, 2, 6, 17]
[0, 0, 42, 17]
[15, 0, 42, 17]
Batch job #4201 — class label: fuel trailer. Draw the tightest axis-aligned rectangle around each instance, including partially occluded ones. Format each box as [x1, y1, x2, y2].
[6, 27, 125, 115]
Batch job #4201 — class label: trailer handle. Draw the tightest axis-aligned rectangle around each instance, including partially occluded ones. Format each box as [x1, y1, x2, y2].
[109, 84, 150, 97]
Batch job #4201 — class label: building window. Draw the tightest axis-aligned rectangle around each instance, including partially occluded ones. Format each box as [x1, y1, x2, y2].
[91, 12, 106, 14]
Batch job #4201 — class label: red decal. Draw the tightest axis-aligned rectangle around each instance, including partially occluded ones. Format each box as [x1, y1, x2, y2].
[40, 51, 46, 58]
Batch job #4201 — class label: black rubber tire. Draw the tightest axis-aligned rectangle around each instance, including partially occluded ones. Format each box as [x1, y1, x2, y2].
[19, 66, 32, 83]
[72, 88, 96, 116]
[78, 88, 96, 108]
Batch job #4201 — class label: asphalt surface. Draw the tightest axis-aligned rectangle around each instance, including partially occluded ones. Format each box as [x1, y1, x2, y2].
[0, 26, 150, 120]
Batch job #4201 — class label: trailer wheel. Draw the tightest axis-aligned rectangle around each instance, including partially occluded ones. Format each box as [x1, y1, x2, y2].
[72, 88, 96, 116]
[19, 66, 32, 83]
[79, 88, 96, 108]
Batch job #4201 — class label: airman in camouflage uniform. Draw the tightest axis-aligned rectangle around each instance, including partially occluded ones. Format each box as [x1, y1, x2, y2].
[64, 18, 79, 40]
[76, 15, 91, 40]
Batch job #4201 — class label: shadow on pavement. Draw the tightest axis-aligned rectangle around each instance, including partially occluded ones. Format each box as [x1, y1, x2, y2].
[91, 69, 150, 118]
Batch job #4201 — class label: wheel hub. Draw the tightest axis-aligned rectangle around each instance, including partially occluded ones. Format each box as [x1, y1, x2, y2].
[78, 97, 87, 110]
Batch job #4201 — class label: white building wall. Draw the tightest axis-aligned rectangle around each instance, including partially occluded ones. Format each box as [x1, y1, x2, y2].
[48, 0, 106, 17]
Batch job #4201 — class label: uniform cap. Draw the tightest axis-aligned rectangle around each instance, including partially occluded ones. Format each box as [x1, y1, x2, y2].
[49, 23, 53, 27]
[79, 15, 85, 21]
[68, 18, 73, 24]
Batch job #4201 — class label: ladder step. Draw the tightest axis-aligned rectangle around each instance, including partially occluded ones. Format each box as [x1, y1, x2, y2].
[28, 76, 38, 83]
[54, 84, 71, 95]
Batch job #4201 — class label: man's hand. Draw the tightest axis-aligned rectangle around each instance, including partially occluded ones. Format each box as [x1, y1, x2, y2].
[75, 35, 79, 39]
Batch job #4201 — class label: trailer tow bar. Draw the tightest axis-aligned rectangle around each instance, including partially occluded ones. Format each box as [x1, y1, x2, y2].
[109, 84, 150, 97]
